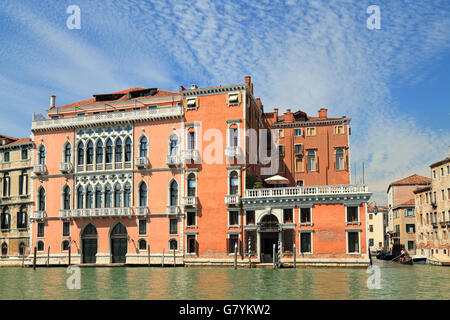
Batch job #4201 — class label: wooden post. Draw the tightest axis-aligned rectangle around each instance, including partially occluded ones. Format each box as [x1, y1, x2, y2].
[293, 243, 296, 268]
[68, 242, 71, 266]
[33, 246, 36, 270]
[234, 243, 237, 270]
[173, 249, 176, 267]
[248, 238, 251, 269]
[147, 244, 150, 267]
[162, 248, 164, 267]
[272, 243, 276, 270]
[47, 246, 50, 267]
[22, 251, 25, 268]
[368, 245, 373, 266]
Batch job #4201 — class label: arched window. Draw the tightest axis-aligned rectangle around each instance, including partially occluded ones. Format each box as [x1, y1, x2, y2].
[114, 184, 122, 207]
[86, 185, 93, 209]
[62, 240, 70, 251]
[307, 150, 316, 172]
[187, 174, 196, 196]
[1, 207, 10, 230]
[169, 134, 178, 156]
[38, 187, 46, 211]
[170, 180, 178, 206]
[124, 184, 131, 207]
[111, 223, 127, 236]
[86, 140, 94, 165]
[229, 171, 239, 195]
[115, 139, 122, 163]
[77, 186, 84, 209]
[138, 239, 147, 250]
[125, 138, 132, 162]
[95, 185, 102, 208]
[139, 136, 148, 157]
[1, 243, 7, 256]
[64, 143, 72, 163]
[169, 239, 178, 251]
[39, 145, 46, 165]
[105, 185, 112, 208]
[17, 205, 27, 229]
[19, 242, 26, 256]
[139, 182, 147, 207]
[37, 241, 44, 251]
[96, 140, 103, 163]
[82, 223, 97, 237]
[336, 149, 344, 171]
[77, 142, 84, 165]
[105, 139, 113, 163]
[63, 186, 71, 210]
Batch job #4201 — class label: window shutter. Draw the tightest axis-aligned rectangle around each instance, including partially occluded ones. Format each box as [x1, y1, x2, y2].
[19, 175, 23, 195]
[195, 97, 199, 108]
[183, 99, 187, 109]
[315, 154, 319, 172]
[226, 94, 229, 105]
[237, 92, 242, 104]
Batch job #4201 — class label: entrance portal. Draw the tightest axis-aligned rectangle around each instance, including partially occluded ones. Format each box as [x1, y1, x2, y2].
[81, 224, 97, 264]
[258, 214, 280, 263]
[111, 223, 127, 263]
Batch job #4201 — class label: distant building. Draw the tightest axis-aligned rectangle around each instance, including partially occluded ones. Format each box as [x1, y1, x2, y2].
[414, 149, 450, 264]
[386, 174, 431, 255]
[367, 205, 388, 254]
[0, 135, 33, 265]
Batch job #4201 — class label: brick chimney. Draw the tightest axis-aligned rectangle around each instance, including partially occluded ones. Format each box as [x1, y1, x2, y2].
[50, 95, 56, 108]
[318, 108, 328, 119]
[273, 108, 278, 122]
[244, 76, 253, 95]
[285, 109, 294, 122]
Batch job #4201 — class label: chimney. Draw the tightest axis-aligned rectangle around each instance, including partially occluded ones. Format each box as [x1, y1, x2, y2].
[256, 98, 261, 108]
[286, 109, 291, 114]
[244, 76, 251, 85]
[179, 86, 186, 92]
[50, 95, 56, 109]
[190, 84, 198, 90]
[274, 108, 278, 122]
[318, 108, 328, 120]
[285, 109, 294, 122]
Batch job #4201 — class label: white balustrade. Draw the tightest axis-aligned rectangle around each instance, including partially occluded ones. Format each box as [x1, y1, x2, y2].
[244, 185, 369, 199]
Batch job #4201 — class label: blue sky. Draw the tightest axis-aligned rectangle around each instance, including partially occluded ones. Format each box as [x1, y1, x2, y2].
[0, 0, 449, 203]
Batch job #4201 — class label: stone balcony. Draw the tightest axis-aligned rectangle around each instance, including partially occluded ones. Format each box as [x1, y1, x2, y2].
[181, 196, 197, 207]
[166, 155, 181, 166]
[31, 106, 183, 132]
[135, 157, 149, 169]
[224, 194, 241, 206]
[166, 205, 181, 215]
[33, 164, 47, 175]
[58, 208, 133, 219]
[225, 146, 243, 158]
[182, 149, 201, 163]
[60, 162, 73, 173]
[33, 211, 47, 220]
[135, 206, 149, 216]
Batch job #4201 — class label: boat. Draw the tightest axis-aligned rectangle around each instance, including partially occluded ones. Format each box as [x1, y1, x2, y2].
[412, 257, 427, 264]
[376, 251, 393, 260]
[398, 257, 413, 265]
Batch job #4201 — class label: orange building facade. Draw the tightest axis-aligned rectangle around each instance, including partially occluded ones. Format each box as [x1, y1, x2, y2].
[29, 77, 371, 266]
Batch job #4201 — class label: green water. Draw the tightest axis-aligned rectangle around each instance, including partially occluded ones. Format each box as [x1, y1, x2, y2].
[0, 260, 449, 299]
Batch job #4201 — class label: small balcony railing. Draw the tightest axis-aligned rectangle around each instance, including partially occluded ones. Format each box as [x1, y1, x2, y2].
[166, 155, 181, 166]
[33, 164, 47, 175]
[225, 146, 242, 158]
[68, 208, 133, 218]
[33, 211, 47, 220]
[60, 162, 73, 173]
[244, 185, 369, 199]
[135, 206, 149, 216]
[182, 149, 201, 163]
[182, 196, 197, 207]
[59, 209, 71, 218]
[225, 194, 240, 206]
[136, 157, 149, 169]
[167, 206, 181, 215]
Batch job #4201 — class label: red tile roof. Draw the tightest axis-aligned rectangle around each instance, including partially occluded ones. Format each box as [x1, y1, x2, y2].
[390, 174, 431, 186]
[6, 138, 32, 146]
[400, 199, 415, 206]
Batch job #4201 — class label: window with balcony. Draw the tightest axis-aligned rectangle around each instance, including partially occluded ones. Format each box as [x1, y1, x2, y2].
[187, 131, 196, 150]
[307, 150, 316, 172]
[347, 231, 359, 253]
[38, 145, 46, 165]
[139, 136, 148, 157]
[17, 205, 27, 229]
[77, 186, 84, 209]
[246, 210, 255, 225]
[139, 182, 147, 207]
[63, 221, 70, 237]
[300, 232, 312, 253]
[187, 173, 196, 196]
[187, 211, 196, 227]
[229, 171, 239, 195]
[169, 219, 178, 234]
[115, 139, 122, 163]
[169, 134, 178, 156]
[1, 207, 10, 230]
[38, 187, 46, 211]
[104, 185, 112, 208]
[96, 140, 103, 163]
[139, 219, 146, 235]
[95, 185, 102, 208]
[114, 185, 121, 207]
[170, 180, 178, 206]
[86, 140, 94, 165]
[335, 148, 344, 171]
[105, 139, 113, 164]
[296, 180, 304, 186]
[86, 185, 93, 209]
[229, 211, 239, 226]
[230, 128, 239, 147]
[64, 143, 72, 163]
[124, 184, 131, 207]
[125, 138, 132, 162]
[63, 186, 71, 210]
[77, 142, 84, 165]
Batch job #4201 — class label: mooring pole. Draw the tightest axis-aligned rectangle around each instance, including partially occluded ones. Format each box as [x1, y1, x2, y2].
[248, 238, 251, 269]
[33, 246, 37, 270]
[22, 251, 25, 268]
[272, 243, 276, 270]
[162, 248, 165, 267]
[147, 244, 150, 266]
[47, 246, 50, 267]
[234, 243, 237, 270]
[68, 242, 71, 266]
[173, 248, 176, 267]
[293, 243, 296, 268]
[368, 245, 373, 266]
[278, 240, 281, 269]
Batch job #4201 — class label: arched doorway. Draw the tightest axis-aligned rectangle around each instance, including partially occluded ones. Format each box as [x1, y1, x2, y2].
[111, 223, 127, 263]
[258, 214, 280, 263]
[81, 223, 97, 263]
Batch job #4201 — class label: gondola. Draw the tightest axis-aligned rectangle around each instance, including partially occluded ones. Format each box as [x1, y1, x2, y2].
[397, 257, 413, 265]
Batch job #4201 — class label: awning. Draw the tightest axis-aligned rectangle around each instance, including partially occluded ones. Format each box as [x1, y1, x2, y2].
[264, 175, 289, 185]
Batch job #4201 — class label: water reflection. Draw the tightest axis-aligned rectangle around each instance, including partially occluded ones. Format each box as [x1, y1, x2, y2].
[0, 260, 449, 300]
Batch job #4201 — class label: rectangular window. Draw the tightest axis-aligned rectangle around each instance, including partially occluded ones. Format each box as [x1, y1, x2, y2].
[406, 224, 415, 233]
[296, 180, 304, 186]
[186, 98, 197, 109]
[278, 145, 284, 156]
[442, 189, 445, 200]
[229, 211, 239, 226]
[187, 235, 196, 254]
[295, 158, 303, 172]
[187, 211, 196, 227]
[369, 238, 374, 247]
[294, 129, 302, 137]
[21, 148, 28, 160]
[188, 131, 196, 150]
[335, 148, 344, 170]
[369, 225, 373, 232]
[433, 170, 436, 178]
[139, 219, 146, 235]
[300, 232, 312, 253]
[369, 214, 373, 220]
[283, 208, 293, 223]
[228, 235, 239, 254]
[246, 210, 255, 225]
[230, 128, 239, 147]
[278, 129, 284, 138]
[406, 208, 414, 217]
[294, 144, 303, 155]
[306, 127, 316, 136]
[37, 223, 44, 237]
[334, 125, 344, 135]
[347, 232, 359, 253]
[346, 206, 358, 223]
[169, 219, 178, 234]
[300, 208, 311, 224]
[63, 222, 70, 237]
[407, 241, 415, 251]
[307, 150, 316, 172]
[441, 168, 444, 176]
[3, 152, 10, 162]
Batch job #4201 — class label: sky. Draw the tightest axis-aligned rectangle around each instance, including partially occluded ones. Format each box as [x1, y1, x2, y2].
[0, 0, 449, 204]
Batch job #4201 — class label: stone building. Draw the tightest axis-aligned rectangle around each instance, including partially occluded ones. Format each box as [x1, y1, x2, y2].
[0, 135, 33, 265]
[367, 205, 388, 254]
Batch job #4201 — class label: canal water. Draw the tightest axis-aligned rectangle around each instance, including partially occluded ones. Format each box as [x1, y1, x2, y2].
[0, 260, 449, 299]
